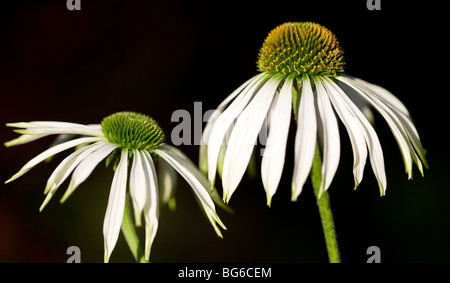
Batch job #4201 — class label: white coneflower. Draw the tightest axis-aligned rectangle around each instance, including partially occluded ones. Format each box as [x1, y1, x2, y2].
[201, 21, 427, 206]
[5, 111, 226, 262]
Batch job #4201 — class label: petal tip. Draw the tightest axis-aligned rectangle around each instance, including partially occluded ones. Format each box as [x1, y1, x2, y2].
[266, 195, 273, 207]
[378, 182, 386, 196]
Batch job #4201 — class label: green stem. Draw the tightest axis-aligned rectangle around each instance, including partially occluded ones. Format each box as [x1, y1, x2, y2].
[121, 194, 148, 263]
[311, 147, 341, 263]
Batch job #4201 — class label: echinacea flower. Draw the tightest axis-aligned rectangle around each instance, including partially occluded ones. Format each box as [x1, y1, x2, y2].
[201, 22, 427, 205]
[5, 111, 226, 262]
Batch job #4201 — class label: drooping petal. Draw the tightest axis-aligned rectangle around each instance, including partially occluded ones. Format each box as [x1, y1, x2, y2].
[154, 145, 226, 237]
[390, 110, 428, 172]
[129, 150, 147, 227]
[261, 75, 294, 206]
[157, 157, 178, 210]
[338, 85, 376, 125]
[216, 142, 228, 179]
[338, 76, 417, 179]
[321, 77, 368, 188]
[354, 77, 428, 171]
[354, 78, 410, 116]
[60, 142, 117, 203]
[141, 151, 159, 261]
[206, 73, 270, 186]
[5, 136, 102, 184]
[335, 77, 387, 194]
[222, 74, 284, 203]
[199, 75, 259, 175]
[158, 145, 210, 188]
[160, 144, 230, 213]
[292, 76, 317, 201]
[314, 78, 341, 196]
[103, 148, 129, 263]
[40, 141, 110, 211]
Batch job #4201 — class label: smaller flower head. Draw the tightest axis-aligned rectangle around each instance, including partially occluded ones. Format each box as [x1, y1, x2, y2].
[5, 111, 226, 262]
[101, 112, 165, 152]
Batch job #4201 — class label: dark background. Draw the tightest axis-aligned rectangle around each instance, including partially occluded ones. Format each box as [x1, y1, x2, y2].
[0, 0, 448, 263]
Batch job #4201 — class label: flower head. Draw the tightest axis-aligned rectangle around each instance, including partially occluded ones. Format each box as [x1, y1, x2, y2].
[201, 22, 427, 205]
[5, 111, 226, 262]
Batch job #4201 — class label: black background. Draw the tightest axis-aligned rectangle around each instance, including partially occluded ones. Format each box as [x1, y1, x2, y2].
[0, 0, 448, 263]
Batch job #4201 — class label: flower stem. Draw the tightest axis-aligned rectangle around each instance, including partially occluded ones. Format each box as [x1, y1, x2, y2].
[121, 194, 148, 263]
[310, 147, 341, 263]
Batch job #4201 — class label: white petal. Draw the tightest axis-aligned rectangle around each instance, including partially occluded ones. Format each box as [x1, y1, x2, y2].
[199, 76, 257, 175]
[44, 142, 105, 193]
[354, 77, 427, 171]
[40, 142, 107, 211]
[7, 121, 84, 128]
[157, 157, 178, 210]
[337, 85, 375, 124]
[158, 145, 211, 188]
[155, 146, 212, 200]
[354, 78, 410, 116]
[163, 145, 228, 213]
[216, 143, 228, 179]
[338, 76, 415, 179]
[9, 121, 104, 137]
[5, 136, 102, 184]
[154, 145, 226, 237]
[141, 151, 159, 261]
[335, 77, 387, 194]
[261, 75, 294, 205]
[60, 142, 117, 203]
[222, 74, 284, 203]
[4, 133, 51, 147]
[103, 149, 128, 263]
[206, 73, 269, 185]
[321, 77, 368, 188]
[292, 76, 317, 201]
[129, 150, 147, 227]
[314, 78, 341, 196]
[389, 110, 427, 173]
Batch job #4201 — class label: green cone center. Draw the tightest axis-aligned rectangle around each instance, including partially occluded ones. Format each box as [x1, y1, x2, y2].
[101, 112, 165, 151]
[257, 22, 345, 77]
